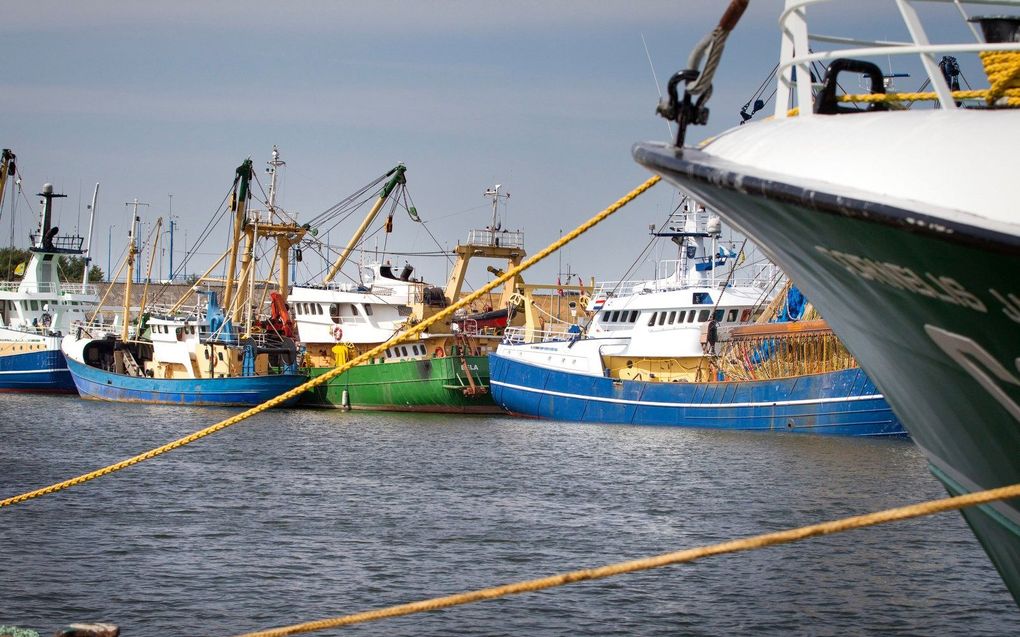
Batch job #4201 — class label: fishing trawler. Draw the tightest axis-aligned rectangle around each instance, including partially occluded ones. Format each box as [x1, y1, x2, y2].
[633, 0, 1019, 602]
[489, 202, 905, 436]
[292, 172, 522, 412]
[0, 150, 101, 392]
[61, 155, 305, 406]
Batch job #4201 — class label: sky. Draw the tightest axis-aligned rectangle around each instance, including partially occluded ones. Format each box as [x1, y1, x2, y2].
[0, 0, 989, 290]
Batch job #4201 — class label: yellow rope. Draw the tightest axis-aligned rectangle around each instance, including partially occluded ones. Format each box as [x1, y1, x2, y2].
[785, 51, 1020, 114]
[0, 176, 661, 509]
[233, 482, 1020, 637]
[982, 50, 1020, 105]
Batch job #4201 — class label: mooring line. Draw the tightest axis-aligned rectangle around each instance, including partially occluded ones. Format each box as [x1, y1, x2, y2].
[232, 482, 1020, 636]
[0, 175, 661, 509]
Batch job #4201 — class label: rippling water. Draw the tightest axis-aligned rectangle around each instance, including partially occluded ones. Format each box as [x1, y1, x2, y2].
[1, 394, 1016, 635]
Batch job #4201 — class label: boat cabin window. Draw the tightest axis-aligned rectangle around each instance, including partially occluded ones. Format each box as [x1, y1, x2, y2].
[698, 309, 710, 322]
[350, 304, 359, 316]
[677, 310, 687, 323]
[610, 311, 619, 322]
[628, 311, 637, 323]
[727, 309, 738, 322]
[30, 300, 38, 311]
[668, 311, 676, 324]
[647, 312, 657, 327]
[330, 303, 341, 324]
[693, 292, 712, 305]
[687, 311, 696, 324]
[741, 309, 752, 322]
[363, 304, 373, 316]
[400, 346, 408, 357]
[658, 313, 667, 326]
[714, 309, 724, 321]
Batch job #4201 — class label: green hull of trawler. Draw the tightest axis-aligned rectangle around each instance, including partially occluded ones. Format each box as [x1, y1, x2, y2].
[298, 355, 501, 413]
[635, 143, 1020, 605]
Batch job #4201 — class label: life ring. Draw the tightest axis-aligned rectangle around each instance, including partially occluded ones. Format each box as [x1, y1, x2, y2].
[434, 346, 445, 358]
[332, 325, 343, 341]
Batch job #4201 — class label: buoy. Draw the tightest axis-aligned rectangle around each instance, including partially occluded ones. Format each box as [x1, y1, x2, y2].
[341, 389, 351, 411]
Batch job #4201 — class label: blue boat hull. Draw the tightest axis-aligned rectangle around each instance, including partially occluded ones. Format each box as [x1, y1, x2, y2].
[489, 353, 906, 436]
[65, 357, 305, 407]
[0, 349, 77, 393]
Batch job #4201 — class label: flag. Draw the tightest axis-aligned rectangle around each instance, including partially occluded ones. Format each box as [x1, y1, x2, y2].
[557, 277, 563, 296]
[408, 206, 421, 222]
[13, 262, 26, 276]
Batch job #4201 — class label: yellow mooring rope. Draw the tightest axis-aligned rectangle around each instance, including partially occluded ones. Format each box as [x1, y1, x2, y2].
[0, 175, 661, 509]
[792, 50, 1020, 111]
[233, 483, 1020, 637]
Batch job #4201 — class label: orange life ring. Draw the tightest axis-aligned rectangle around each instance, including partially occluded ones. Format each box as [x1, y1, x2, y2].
[332, 325, 344, 341]
[434, 346, 445, 358]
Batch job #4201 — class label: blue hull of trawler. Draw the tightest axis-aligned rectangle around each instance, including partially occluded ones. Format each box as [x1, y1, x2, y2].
[65, 357, 305, 407]
[0, 349, 76, 393]
[489, 353, 906, 436]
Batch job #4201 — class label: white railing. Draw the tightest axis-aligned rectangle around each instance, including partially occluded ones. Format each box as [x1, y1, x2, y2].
[776, 0, 1020, 118]
[503, 325, 582, 345]
[0, 281, 98, 296]
[465, 228, 525, 249]
[590, 263, 779, 301]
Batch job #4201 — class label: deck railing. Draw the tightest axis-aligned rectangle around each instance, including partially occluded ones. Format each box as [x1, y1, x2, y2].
[0, 281, 98, 296]
[776, 0, 1020, 117]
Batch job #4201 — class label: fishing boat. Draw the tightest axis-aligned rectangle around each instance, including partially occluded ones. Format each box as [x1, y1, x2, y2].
[0, 150, 101, 392]
[61, 155, 306, 406]
[633, 0, 1019, 601]
[292, 172, 522, 412]
[489, 201, 905, 436]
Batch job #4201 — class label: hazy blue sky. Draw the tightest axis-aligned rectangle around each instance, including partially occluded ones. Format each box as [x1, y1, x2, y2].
[0, 1, 983, 289]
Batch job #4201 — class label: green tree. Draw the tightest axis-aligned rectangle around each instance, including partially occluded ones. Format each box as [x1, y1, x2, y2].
[57, 256, 104, 283]
[0, 249, 104, 282]
[0, 247, 30, 279]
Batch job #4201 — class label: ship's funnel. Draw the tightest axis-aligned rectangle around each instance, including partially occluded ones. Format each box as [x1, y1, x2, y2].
[969, 16, 1020, 43]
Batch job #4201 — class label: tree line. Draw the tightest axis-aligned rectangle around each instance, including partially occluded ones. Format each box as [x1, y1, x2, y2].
[0, 247, 104, 282]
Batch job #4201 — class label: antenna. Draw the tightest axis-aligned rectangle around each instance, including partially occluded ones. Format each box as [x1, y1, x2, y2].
[642, 33, 674, 139]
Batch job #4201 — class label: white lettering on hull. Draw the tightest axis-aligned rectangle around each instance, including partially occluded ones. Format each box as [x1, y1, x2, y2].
[814, 246, 1020, 318]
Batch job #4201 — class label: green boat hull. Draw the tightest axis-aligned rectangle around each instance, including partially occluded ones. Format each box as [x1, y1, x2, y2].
[299, 355, 501, 413]
[636, 143, 1020, 604]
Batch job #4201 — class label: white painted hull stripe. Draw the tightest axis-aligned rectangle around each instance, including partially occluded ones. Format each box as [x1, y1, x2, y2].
[490, 379, 883, 408]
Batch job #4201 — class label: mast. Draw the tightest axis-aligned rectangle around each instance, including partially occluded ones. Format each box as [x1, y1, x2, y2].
[267, 145, 284, 211]
[36, 184, 68, 250]
[223, 159, 253, 317]
[323, 164, 406, 284]
[483, 184, 509, 241]
[124, 198, 150, 283]
[82, 183, 99, 285]
[121, 210, 140, 341]
[0, 150, 15, 225]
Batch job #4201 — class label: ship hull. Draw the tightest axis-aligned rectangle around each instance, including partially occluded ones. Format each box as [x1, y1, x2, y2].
[0, 348, 76, 393]
[65, 356, 304, 407]
[299, 355, 502, 413]
[634, 143, 1020, 603]
[489, 353, 904, 436]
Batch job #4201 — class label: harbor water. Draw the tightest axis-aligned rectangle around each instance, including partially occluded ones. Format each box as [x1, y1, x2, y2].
[1, 394, 1016, 636]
